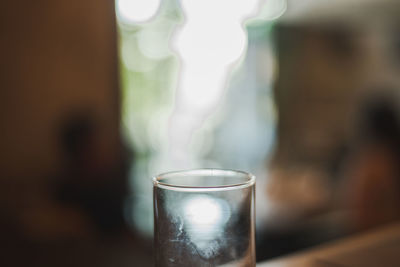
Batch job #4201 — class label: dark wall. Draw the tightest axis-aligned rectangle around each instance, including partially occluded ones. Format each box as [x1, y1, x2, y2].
[0, 0, 123, 239]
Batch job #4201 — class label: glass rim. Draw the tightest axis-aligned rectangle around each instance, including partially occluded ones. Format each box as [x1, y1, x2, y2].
[153, 168, 256, 192]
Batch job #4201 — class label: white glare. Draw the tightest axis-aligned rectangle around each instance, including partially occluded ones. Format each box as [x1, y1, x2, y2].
[168, 0, 262, 168]
[184, 196, 222, 225]
[182, 195, 231, 257]
[116, 0, 160, 23]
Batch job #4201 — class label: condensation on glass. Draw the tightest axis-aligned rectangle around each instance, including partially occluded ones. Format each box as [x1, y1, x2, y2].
[153, 169, 256, 267]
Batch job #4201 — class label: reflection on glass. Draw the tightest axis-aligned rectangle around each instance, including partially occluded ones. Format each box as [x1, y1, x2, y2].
[153, 169, 256, 266]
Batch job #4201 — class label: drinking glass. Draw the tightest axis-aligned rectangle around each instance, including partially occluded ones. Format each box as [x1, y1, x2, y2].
[153, 169, 256, 267]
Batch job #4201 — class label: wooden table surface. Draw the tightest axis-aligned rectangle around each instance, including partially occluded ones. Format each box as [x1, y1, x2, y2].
[258, 222, 400, 267]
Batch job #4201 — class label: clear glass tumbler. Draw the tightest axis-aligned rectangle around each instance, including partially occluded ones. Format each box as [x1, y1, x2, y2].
[153, 169, 256, 267]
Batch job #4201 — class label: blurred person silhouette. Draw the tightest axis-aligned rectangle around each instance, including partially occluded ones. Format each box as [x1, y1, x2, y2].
[13, 113, 131, 243]
[342, 92, 400, 231]
[54, 113, 129, 236]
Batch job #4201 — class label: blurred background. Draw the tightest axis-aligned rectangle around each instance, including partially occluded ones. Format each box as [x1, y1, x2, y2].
[1, 0, 400, 266]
